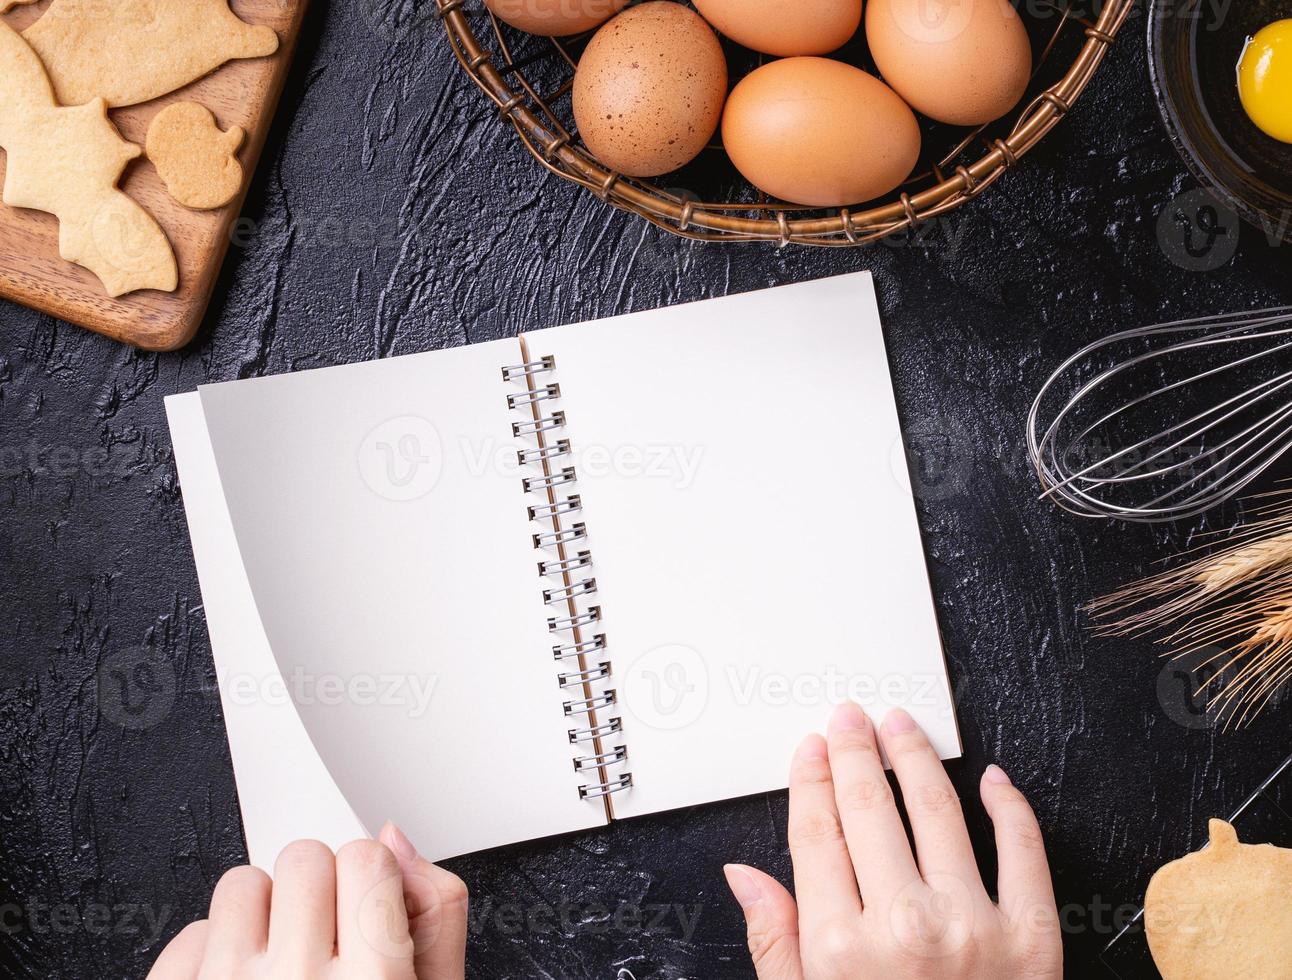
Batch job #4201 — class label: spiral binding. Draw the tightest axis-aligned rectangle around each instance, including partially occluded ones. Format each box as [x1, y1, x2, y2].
[544, 578, 596, 603]
[524, 467, 577, 492]
[552, 635, 605, 659]
[517, 440, 571, 465]
[548, 608, 600, 631]
[528, 496, 582, 521]
[539, 551, 591, 576]
[512, 412, 565, 437]
[532, 524, 585, 548]
[501, 356, 555, 381]
[558, 663, 611, 687]
[506, 351, 632, 805]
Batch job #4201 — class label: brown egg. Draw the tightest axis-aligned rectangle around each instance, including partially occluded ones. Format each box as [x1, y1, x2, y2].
[484, 0, 628, 36]
[722, 57, 920, 207]
[866, 0, 1032, 126]
[573, 2, 727, 178]
[693, 0, 862, 56]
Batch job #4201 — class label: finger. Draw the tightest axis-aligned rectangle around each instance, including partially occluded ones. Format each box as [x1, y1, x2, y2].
[200, 866, 271, 975]
[268, 840, 337, 968]
[379, 821, 469, 980]
[787, 734, 863, 926]
[724, 864, 804, 980]
[826, 702, 920, 902]
[879, 709, 985, 895]
[146, 920, 208, 979]
[980, 766, 1058, 931]
[335, 839, 413, 968]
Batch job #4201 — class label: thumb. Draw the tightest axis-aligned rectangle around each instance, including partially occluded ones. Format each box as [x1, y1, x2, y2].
[724, 864, 804, 980]
[379, 821, 469, 980]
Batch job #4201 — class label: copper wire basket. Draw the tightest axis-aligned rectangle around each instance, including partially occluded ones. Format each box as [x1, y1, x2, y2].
[440, 0, 1134, 246]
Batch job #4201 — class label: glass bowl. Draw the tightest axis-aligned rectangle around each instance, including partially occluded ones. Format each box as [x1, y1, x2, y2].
[1148, 0, 1292, 244]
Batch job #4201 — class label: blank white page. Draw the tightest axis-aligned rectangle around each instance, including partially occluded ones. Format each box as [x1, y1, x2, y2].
[196, 340, 605, 860]
[166, 393, 368, 869]
[531, 273, 958, 820]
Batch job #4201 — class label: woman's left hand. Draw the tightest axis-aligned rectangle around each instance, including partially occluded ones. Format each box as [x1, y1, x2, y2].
[147, 822, 468, 979]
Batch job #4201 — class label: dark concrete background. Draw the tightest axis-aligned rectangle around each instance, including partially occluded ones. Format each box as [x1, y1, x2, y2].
[2, 1, 1291, 978]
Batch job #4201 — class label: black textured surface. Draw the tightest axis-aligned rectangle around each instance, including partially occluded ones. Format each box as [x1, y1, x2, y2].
[2, 3, 1291, 979]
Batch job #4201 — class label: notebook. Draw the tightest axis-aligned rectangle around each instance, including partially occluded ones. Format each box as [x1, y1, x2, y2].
[165, 272, 959, 866]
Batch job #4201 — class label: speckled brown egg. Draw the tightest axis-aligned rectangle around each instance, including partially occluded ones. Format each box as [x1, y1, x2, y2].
[693, 0, 862, 56]
[573, 2, 728, 178]
[866, 0, 1032, 126]
[722, 57, 921, 207]
[484, 0, 629, 37]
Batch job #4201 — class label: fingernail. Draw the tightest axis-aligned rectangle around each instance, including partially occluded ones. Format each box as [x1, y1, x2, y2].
[795, 734, 828, 761]
[882, 708, 916, 734]
[830, 701, 868, 732]
[984, 764, 1012, 786]
[724, 864, 764, 908]
[380, 820, 418, 865]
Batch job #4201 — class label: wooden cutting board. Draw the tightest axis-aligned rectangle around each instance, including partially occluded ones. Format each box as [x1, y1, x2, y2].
[0, 0, 308, 351]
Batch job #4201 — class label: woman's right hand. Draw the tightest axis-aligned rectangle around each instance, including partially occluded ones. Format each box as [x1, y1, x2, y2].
[725, 703, 1062, 980]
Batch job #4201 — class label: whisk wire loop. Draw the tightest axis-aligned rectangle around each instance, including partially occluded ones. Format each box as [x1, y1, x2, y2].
[1028, 307, 1292, 522]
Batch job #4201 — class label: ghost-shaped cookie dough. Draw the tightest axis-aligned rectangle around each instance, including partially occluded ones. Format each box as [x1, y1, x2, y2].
[146, 102, 246, 211]
[1146, 819, 1292, 980]
[23, 0, 279, 108]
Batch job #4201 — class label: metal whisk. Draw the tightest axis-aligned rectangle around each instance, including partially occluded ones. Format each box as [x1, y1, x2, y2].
[1027, 307, 1292, 522]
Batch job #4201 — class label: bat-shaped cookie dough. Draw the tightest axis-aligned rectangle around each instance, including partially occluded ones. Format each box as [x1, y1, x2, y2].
[0, 21, 177, 297]
[24, 0, 280, 108]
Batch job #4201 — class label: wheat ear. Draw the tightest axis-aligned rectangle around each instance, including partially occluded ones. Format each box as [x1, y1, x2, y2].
[1088, 500, 1292, 728]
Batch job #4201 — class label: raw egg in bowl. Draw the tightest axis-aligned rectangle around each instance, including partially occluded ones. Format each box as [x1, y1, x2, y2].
[1148, 0, 1292, 242]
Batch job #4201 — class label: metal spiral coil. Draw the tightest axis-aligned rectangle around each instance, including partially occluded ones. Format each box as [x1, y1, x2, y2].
[539, 551, 592, 576]
[507, 352, 632, 802]
[512, 412, 566, 437]
[552, 635, 606, 660]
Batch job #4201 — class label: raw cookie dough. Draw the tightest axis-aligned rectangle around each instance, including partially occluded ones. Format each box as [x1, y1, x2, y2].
[1145, 819, 1292, 980]
[23, 0, 279, 108]
[0, 1, 38, 13]
[0, 21, 177, 296]
[147, 102, 245, 210]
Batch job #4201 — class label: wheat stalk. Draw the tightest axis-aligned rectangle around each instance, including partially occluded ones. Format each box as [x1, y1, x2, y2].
[1088, 500, 1292, 728]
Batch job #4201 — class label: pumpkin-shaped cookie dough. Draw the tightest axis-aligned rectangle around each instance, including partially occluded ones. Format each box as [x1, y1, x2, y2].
[1145, 820, 1292, 980]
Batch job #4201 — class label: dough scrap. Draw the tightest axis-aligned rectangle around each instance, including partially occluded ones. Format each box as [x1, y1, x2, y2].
[1145, 819, 1292, 980]
[146, 102, 245, 210]
[0, 0, 38, 13]
[23, 0, 279, 108]
[0, 21, 177, 296]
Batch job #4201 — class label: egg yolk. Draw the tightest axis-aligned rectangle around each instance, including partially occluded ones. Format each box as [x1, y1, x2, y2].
[1238, 19, 1292, 144]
